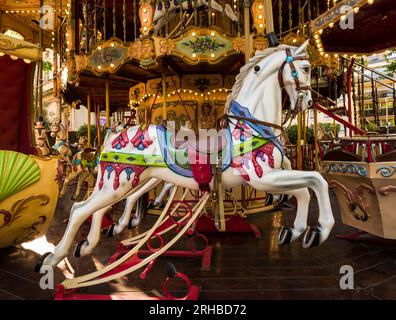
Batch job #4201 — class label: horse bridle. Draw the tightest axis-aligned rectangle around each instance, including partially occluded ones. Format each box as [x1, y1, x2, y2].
[226, 48, 311, 133]
[278, 48, 311, 92]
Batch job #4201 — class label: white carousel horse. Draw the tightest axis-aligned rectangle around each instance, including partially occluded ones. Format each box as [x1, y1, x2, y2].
[38, 41, 335, 270]
[34, 117, 52, 157]
[153, 0, 238, 34]
[59, 136, 98, 201]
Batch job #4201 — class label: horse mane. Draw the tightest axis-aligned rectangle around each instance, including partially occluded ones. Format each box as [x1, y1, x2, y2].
[224, 44, 295, 113]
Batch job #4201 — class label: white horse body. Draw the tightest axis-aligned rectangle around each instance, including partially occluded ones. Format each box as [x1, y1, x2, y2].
[39, 42, 335, 270]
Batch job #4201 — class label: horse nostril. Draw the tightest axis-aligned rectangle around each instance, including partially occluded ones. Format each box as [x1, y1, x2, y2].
[307, 99, 313, 107]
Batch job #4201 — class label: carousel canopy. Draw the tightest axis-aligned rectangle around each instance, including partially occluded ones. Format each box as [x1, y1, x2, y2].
[318, 0, 396, 53]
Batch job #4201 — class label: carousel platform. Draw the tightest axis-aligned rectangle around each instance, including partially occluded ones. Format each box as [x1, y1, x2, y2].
[1, 189, 396, 300]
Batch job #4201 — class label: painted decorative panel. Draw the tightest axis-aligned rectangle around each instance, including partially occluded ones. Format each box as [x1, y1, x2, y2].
[158, 27, 239, 64]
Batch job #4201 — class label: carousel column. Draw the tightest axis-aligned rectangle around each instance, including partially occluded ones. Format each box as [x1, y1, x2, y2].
[243, 0, 251, 64]
[263, 0, 278, 46]
[65, 105, 71, 143]
[251, 1, 266, 37]
[139, 1, 156, 67]
[242, 0, 251, 207]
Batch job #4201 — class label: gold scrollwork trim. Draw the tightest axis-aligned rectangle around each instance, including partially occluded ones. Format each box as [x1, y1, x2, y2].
[0, 194, 50, 229]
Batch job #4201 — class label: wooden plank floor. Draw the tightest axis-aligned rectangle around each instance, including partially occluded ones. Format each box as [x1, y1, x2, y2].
[1, 188, 396, 300]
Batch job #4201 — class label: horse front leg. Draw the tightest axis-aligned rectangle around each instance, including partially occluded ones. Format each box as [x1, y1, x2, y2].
[72, 169, 89, 200]
[74, 206, 112, 257]
[59, 169, 80, 198]
[277, 187, 310, 245]
[38, 173, 144, 270]
[248, 170, 335, 247]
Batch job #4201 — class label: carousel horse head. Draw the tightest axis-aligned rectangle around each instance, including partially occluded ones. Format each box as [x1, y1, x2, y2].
[34, 117, 51, 156]
[50, 120, 62, 138]
[50, 120, 65, 138]
[227, 40, 312, 117]
[34, 117, 47, 146]
[278, 40, 312, 112]
[77, 135, 89, 150]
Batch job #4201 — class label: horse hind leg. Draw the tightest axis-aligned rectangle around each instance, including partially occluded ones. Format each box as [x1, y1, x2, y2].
[109, 178, 162, 236]
[74, 206, 112, 257]
[128, 192, 148, 229]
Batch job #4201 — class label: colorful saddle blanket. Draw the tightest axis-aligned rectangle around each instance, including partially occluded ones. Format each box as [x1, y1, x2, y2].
[230, 100, 283, 155]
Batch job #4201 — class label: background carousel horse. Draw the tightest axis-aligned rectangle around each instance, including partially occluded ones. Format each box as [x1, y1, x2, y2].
[50, 120, 72, 160]
[59, 136, 98, 201]
[153, 0, 238, 34]
[38, 41, 336, 270]
[33, 117, 51, 157]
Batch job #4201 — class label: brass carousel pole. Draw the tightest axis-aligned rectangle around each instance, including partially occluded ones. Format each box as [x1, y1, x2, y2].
[87, 94, 91, 146]
[162, 68, 167, 121]
[106, 79, 110, 128]
[243, 0, 251, 63]
[38, 0, 44, 117]
[314, 108, 320, 171]
[297, 111, 302, 170]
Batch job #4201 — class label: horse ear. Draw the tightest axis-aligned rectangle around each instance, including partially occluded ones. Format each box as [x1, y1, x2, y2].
[294, 40, 309, 56]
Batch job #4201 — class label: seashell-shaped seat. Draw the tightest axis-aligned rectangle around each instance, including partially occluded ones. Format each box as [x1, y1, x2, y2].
[0, 151, 40, 202]
[0, 150, 60, 248]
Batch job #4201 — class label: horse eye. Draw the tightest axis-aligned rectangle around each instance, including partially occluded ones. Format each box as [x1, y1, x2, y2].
[302, 66, 310, 73]
[254, 65, 260, 72]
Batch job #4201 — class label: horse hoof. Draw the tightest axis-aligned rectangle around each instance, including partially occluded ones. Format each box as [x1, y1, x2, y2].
[74, 239, 87, 258]
[302, 226, 321, 248]
[280, 194, 289, 203]
[107, 224, 115, 237]
[147, 201, 156, 210]
[128, 218, 140, 229]
[165, 261, 178, 278]
[278, 226, 293, 245]
[34, 252, 52, 273]
[158, 202, 166, 210]
[265, 194, 274, 206]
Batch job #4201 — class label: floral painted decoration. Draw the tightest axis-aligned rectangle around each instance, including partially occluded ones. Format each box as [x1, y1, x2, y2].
[182, 36, 225, 54]
[131, 125, 153, 151]
[232, 120, 252, 142]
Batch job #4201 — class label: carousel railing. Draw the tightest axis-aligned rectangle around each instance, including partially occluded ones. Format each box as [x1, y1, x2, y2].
[340, 56, 396, 131]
